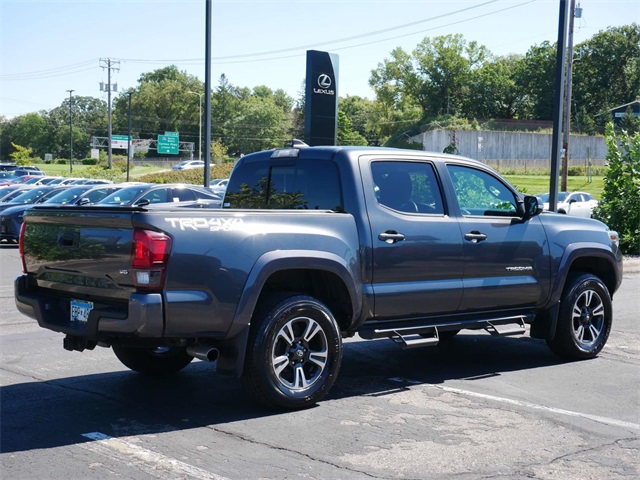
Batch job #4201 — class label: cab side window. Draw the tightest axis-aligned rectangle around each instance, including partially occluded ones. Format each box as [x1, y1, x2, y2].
[372, 161, 444, 214]
[140, 188, 169, 204]
[172, 188, 196, 202]
[447, 165, 518, 216]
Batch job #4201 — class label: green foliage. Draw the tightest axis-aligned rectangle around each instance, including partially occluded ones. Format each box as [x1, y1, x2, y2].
[572, 24, 640, 124]
[337, 110, 367, 146]
[210, 140, 231, 163]
[514, 41, 556, 119]
[82, 158, 98, 165]
[9, 142, 33, 164]
[618, 107, 640, 135]
[592, 123, 640, 254]
[136, 163, 234, 185]
[56, 159, 67, 165]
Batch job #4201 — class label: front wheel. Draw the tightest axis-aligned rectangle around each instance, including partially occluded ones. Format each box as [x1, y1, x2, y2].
[241, 295, 342, 409]
[546, 273, 612, 359]
[112, 345, 194, 375]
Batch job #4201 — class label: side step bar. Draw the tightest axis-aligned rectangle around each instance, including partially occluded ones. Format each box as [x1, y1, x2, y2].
[375, 315, 528, 350]
[390, 330, 440, 349]
[484, 317, 526, 336]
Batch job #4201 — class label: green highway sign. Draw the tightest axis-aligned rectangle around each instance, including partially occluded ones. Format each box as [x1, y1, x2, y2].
[158, 132, 179, 154]
[111, 135, 132, 150]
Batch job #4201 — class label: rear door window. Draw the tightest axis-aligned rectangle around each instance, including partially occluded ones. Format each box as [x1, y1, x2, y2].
[372, 161, 444, 214]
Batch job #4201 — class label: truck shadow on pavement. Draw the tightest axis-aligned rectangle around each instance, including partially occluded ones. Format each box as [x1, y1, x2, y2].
[1, 333, 566, 454]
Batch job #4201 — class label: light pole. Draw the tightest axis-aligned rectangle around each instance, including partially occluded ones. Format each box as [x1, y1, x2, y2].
[66, 89, 74, 173]
[126, 92, 133, 182]
[188, 90, 203, 161]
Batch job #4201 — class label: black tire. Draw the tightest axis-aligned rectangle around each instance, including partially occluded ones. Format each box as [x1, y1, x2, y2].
[241, 295, 342, 410]
[112, 345, 194, 375]
[546, 273, 612, 359]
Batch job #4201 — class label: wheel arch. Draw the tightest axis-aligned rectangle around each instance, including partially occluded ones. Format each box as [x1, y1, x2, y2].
[532, 244, 621, 341]
[217, 250, 361, 377]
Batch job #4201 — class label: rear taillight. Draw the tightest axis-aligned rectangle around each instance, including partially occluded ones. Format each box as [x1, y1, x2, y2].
[131, 229, 172, 288]
[19, 221, 27, 273]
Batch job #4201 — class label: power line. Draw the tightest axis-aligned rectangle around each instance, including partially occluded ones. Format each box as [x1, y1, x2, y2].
[121, 0, 538, 66]
[2, 1, 537, 81]
[1, 59, 98, 79]
[120, 0, 501, 64]
[2, 65, 98, 81]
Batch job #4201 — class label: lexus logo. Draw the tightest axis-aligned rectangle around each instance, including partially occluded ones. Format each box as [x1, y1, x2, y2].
[317, 74, 332, 89]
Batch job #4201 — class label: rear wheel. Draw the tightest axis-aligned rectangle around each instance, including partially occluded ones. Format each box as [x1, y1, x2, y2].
[546, 273, 612, 359]
[112, 345, 194, 375]
[241, 294, 342, 409]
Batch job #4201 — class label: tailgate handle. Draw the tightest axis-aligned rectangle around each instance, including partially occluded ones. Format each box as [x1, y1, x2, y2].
[57, 232, 79, 248]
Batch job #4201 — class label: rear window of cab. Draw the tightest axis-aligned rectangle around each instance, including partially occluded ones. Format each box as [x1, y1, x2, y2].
[224, 159, 343, 212]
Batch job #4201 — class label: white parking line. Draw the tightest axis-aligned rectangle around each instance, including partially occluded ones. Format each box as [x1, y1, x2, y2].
[81, 432, 229, 480]
[388, 378, 640, 431]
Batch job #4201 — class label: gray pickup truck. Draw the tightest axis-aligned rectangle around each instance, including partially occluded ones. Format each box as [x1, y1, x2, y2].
[15, 145, 623, 409]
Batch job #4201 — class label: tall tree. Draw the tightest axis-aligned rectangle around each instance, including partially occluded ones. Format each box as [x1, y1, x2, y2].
[370, 34, 487, 119]
[227, 96, 292, 154]
[48, 96, 108, 159]
[465, 54, 522, 119]
[513, 41, 556, 120]
[572, 24, 640, 122]
[112, 65, 202, 156]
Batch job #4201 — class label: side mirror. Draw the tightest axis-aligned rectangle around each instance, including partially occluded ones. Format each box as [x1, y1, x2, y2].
[520, 195, 542, 219]
[78, 198, 91, 206]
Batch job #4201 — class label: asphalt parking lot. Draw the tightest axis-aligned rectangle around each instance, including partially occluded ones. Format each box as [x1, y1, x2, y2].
[1, 244, 638, 479]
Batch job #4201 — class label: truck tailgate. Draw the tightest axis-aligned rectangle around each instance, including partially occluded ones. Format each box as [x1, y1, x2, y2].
[21, 206, 139, 301]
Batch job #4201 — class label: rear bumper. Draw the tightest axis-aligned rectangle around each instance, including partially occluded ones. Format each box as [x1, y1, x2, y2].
[14, 274, 164, 339]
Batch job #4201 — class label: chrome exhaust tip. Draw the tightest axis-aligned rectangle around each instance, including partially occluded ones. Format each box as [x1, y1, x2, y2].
[186, 345, 219, 362]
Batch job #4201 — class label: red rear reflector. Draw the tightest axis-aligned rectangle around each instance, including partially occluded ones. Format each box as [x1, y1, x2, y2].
[132, 229, 172, 269]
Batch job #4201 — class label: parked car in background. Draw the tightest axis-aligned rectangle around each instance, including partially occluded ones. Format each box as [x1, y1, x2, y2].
[209, 178, 228, 196]
[20, 176, 63, 185]
[536, 192, 599, 218]
[68, 178, 114, 185]
[48, 177, 87, 185]
[0, 163, 17, 171]
[0, 185, 32, 201]
[0, 172, 19, 185]
[0, 185, 122, 243]
[12, 168, 45, 177]
[0, 185, 61, 214]
[172, 160, 213, 171]
[96, 183, 222, 207]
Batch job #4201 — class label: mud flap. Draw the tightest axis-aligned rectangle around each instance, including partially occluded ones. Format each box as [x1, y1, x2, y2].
[530, 303, 560, 340]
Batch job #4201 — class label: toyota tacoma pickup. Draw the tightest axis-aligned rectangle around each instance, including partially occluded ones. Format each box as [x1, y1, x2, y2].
[15, 145, 623, 409]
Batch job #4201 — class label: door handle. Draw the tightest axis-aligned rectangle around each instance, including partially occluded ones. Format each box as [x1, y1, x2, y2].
[378, 231, 405, 244]
[464, 231, 487, 243]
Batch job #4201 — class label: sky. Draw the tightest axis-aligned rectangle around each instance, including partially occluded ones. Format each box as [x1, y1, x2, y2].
[1, 0, 638, 119]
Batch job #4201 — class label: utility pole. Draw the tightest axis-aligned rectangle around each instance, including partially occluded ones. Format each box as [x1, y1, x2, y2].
[66, 89, 74, 174]
[561, 0, 579, 191]
[100, 58, 120, 169]
[549, 0, 570, 212]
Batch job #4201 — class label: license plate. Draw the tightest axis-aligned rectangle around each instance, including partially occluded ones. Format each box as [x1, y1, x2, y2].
[70, 299, 93, 324]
